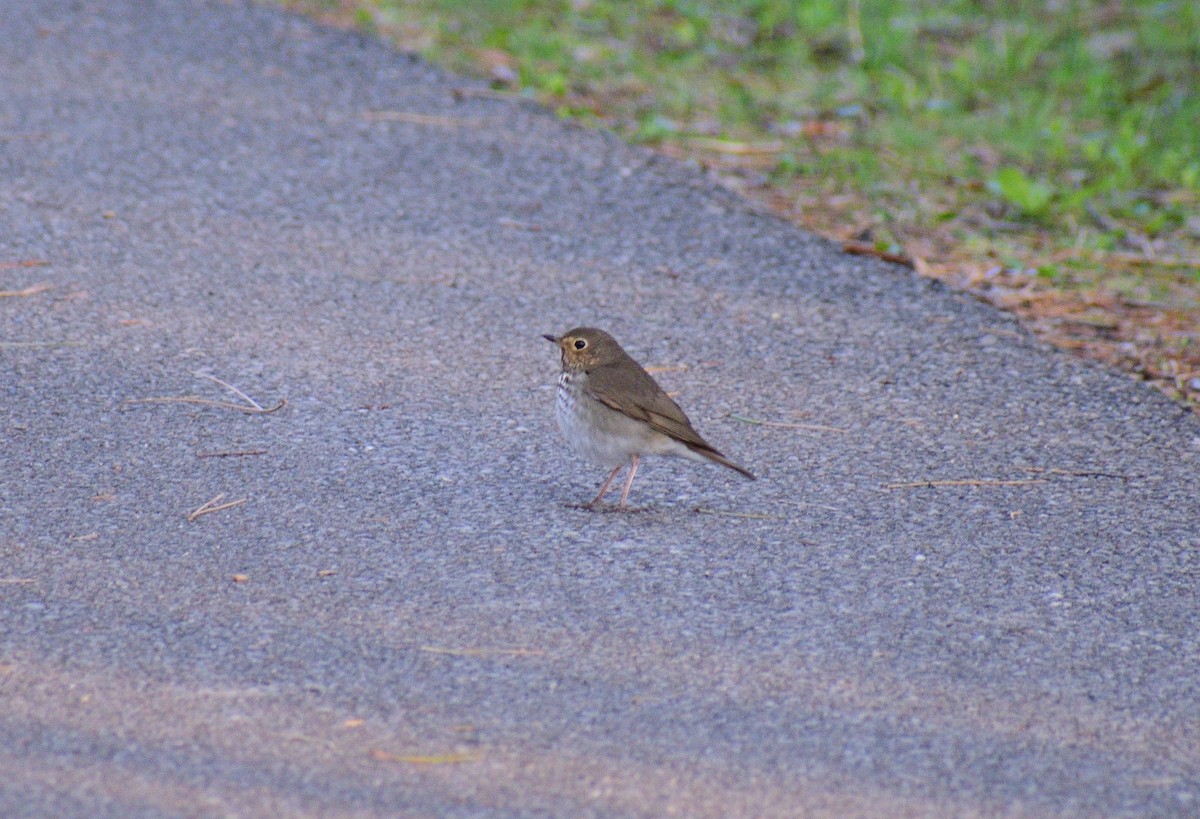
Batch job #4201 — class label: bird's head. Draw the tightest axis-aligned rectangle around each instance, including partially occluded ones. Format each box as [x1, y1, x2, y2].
[543, 327, 625, 371]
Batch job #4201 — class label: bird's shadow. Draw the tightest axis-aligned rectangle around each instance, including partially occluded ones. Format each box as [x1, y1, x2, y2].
[562, 502, 655, 514]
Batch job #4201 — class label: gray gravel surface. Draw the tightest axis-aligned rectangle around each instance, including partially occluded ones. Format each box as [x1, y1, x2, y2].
[3, 1, 1199, 816]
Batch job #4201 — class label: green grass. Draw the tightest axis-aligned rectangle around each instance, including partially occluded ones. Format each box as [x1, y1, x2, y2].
[329, 0, 1199, 244]
[282, 0, 1200, 404]
[291, 0, 1200, 316]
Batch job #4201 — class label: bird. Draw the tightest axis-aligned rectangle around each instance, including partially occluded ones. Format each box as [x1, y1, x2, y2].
[544, 327, 754, 508]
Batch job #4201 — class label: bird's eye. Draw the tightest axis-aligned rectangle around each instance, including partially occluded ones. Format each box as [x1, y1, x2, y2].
[573, 339, 587, 350]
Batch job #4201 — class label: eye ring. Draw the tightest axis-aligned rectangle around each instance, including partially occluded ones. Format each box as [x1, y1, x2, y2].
[573, 339, 587, 350]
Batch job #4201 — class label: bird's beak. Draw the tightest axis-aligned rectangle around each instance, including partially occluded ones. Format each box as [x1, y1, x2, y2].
[542, 334, 559, 344]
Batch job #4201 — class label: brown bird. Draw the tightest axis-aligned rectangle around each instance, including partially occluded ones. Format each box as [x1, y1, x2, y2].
[544, 327, 754, 508]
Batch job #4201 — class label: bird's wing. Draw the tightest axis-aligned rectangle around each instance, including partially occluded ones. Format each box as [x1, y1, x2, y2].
[583, 362, 718, 454]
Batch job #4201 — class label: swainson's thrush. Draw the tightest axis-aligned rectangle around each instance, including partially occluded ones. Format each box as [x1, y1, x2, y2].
[544, 327, 754, 508]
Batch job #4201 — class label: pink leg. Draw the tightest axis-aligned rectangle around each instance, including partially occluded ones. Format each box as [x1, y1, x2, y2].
[618, 454, 640, 508]
[590, 463, 624, 506]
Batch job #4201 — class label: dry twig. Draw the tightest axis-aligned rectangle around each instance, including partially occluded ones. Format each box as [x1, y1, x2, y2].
[369, 748, 483, 765]
[0, 282, 53, 298]
[1023, 467, 1136, 480]
[196, 449, 268, 459]
[123, 373, 285, 414]
[451, 86, 516, 102]
[195, 372, 266, 410]
[187, 493, 247, 522]
[842, 241, 914, 267]
[885, 478, 1048, 489]
[418, 646, 544, 657]
[121, 396, 286, 414]
[497, 217, 544, 231]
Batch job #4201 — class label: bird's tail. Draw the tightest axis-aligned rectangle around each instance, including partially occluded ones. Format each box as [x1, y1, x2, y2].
[695, 446, 755, 480]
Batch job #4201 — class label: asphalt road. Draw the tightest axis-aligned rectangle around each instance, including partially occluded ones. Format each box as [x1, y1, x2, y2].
[2, 1, 1198, 816]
